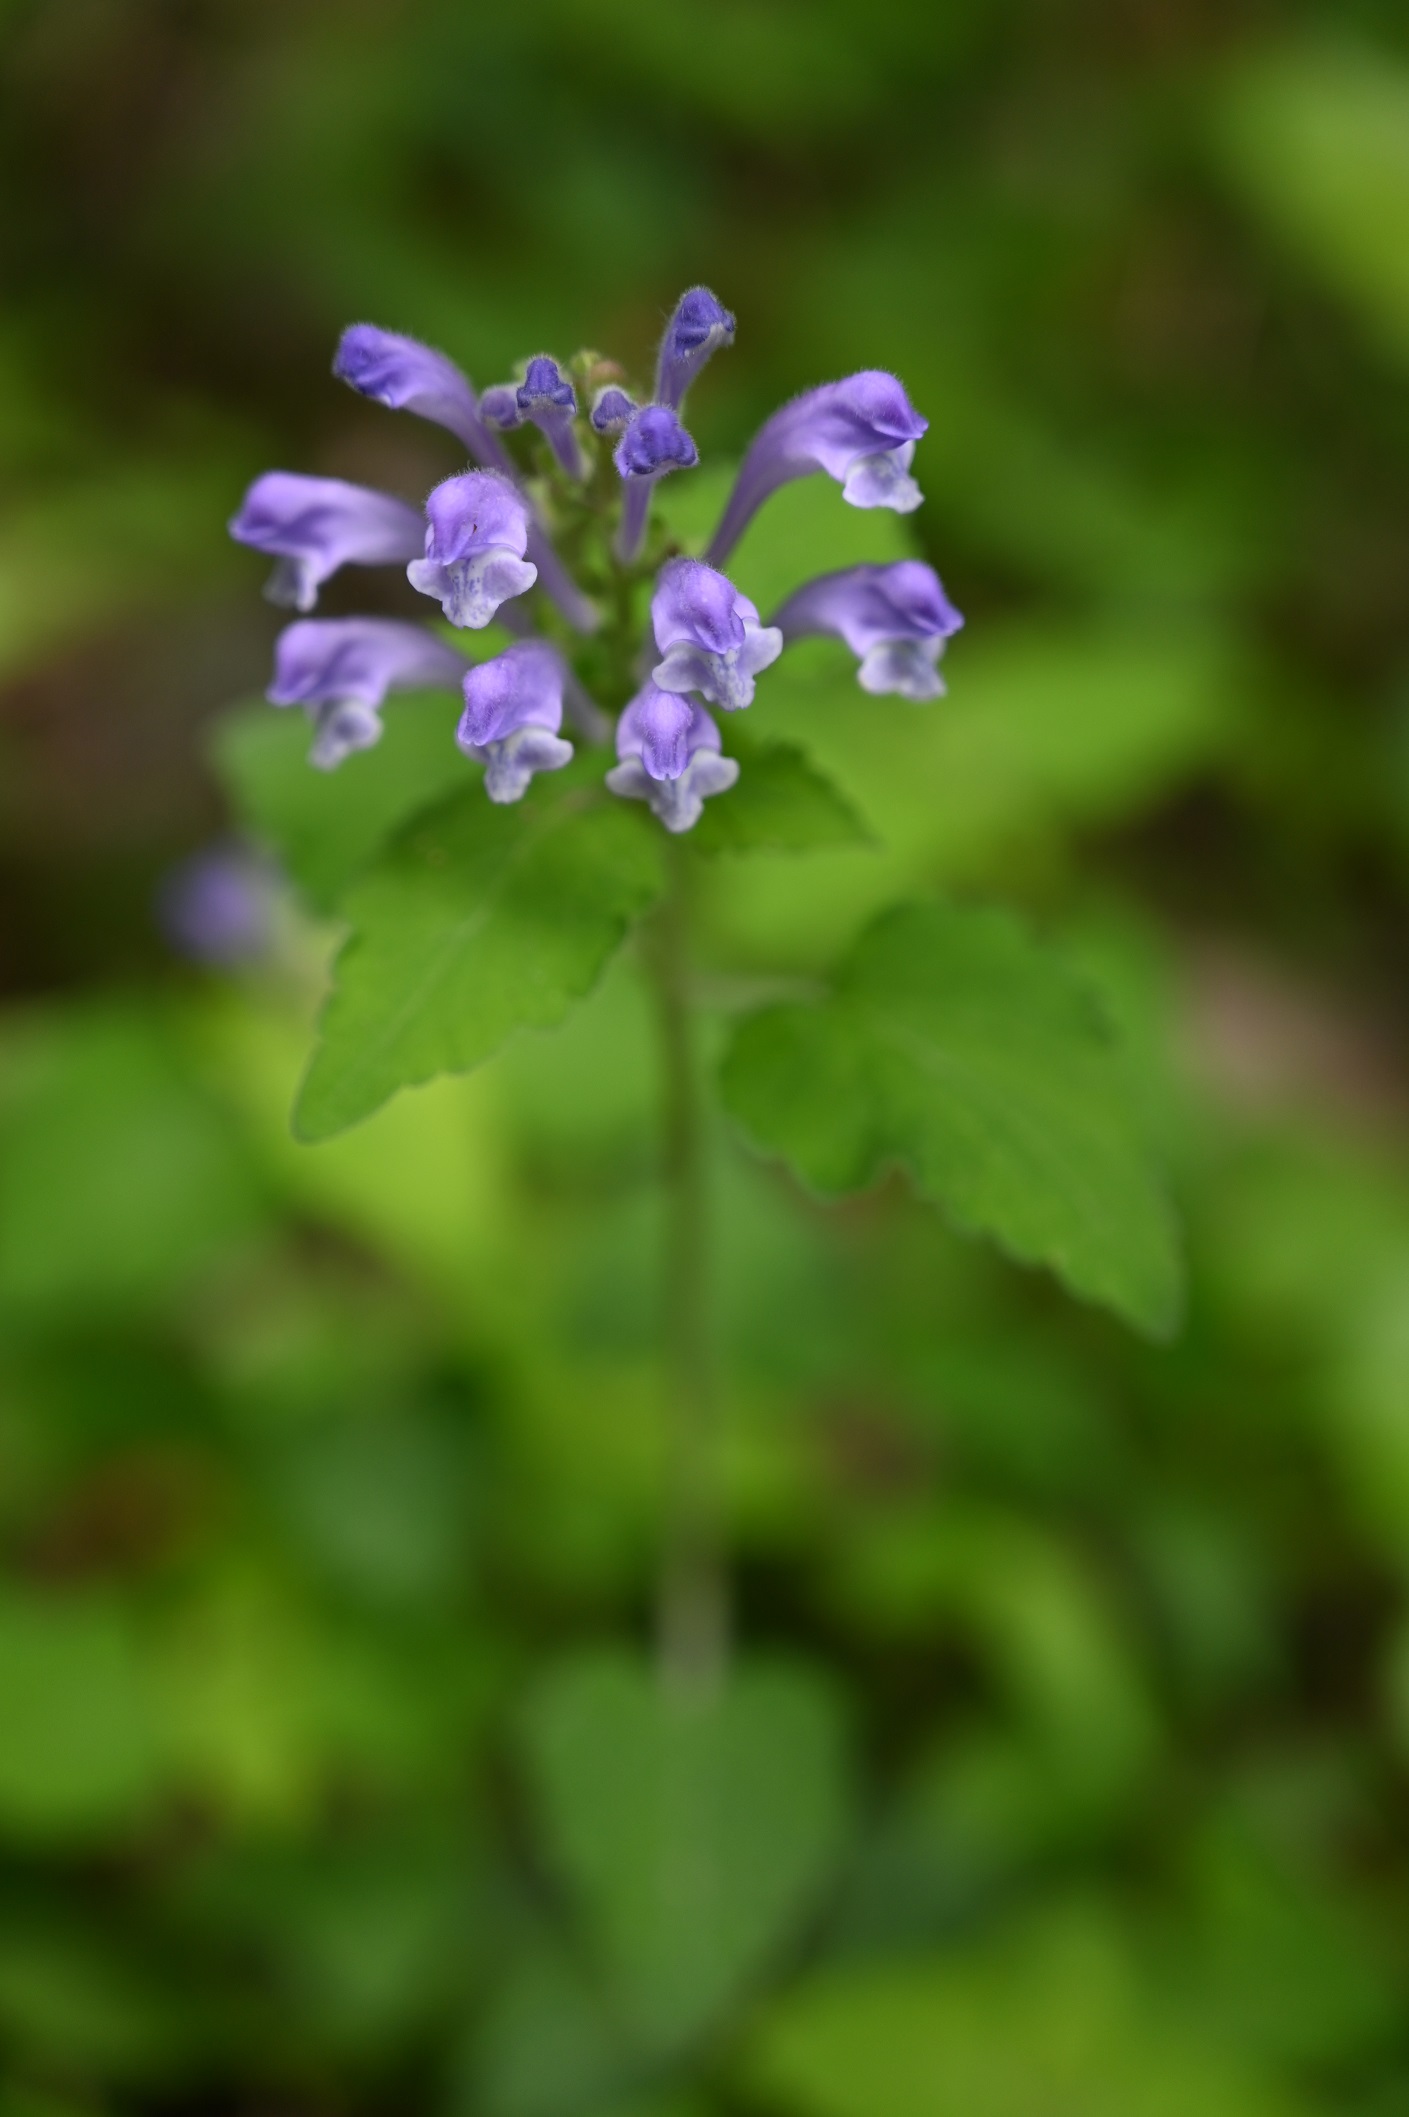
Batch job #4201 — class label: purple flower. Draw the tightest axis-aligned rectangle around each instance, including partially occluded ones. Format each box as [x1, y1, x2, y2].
[655, 286, 735, 410]
[706, 372, 928, 565]
[157, 847, 271, 965]
[516, 355, 586, 478]
[228, 472, 424, 612]
[773, 560, 964, 701]
[590, 385, 637, 435]
[455, 639, 574, 803]
[480, 384, 523, 430]
[614, 404, 699, 561]
[606, 683, 739, 833]
[267, 617, 466, 770]
[650, 557, 782, 711]
[406, 471, 538, 628]
[333, 322, 597, 635]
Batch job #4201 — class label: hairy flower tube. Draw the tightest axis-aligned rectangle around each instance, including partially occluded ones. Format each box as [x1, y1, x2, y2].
[230, 286, 956, 826]
[773, 560, 964, 700]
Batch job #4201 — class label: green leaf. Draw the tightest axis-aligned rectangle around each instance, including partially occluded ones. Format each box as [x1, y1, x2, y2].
[213, 689, 472, 915]
[294, 764, 664, 1141]
[744, 1905, 1306, 2117]
[522, 1652, 851, 2054]
[719, 900, 1181, 1336]
[691, 735, 873, 857]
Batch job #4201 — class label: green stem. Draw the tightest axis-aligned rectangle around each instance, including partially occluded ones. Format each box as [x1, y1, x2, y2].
[646, 839, 728, 1696]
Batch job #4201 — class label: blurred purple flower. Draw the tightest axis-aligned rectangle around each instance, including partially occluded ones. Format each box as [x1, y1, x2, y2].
[267, 617, 466, 769]
[456, 640, 574, 803]
[228, 472, 424, 611]
[650, 558, 781, 711]
[157, 847, 271, 966]
[773, 560, 963, 700]
[606, 683, 738, 832]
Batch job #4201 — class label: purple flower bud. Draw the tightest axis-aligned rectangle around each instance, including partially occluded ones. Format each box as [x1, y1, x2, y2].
[613, 405, 699, 562]
[650, 557, 782, 711]
[606, 683, 739, 833]
[706, 372, 928, 566]
[267, 617, 466, 770]
[513, 355, 586, 479]
[773, 560, 964, 700]
[334, 324, 500, 461]
[456, 639, 573, 802]
[228, 472, 424, 612]
[480, 384, 524, 430]
[157, 846, 271, 966]
[406, 471, 538, 628]
[590, 385, 637, 435]
[655, 286, 735, 410]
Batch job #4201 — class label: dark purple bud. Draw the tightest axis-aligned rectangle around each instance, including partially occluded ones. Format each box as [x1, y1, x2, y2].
[655, 287, 735, 410]
[480, 384, 524, 430]
[267, 617, 466, 770]
[456, 639, 573, 802]
[157, 847, 271, 966]
[773, 560, 963, 700]
[606, 683, 739, 832]
[706, 372, 928, 566]
[614, 405, 699, 480]
[590, 386, 637, 435]
[650, 557, 782, 711]
[508, 355, 586, 479]
[228, 472, 423, 611]
[407, 471, 537, 628]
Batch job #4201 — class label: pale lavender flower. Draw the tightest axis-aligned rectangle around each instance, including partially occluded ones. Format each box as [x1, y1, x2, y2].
[455, 639, 574, 803]
[515, 356, 586, 479]
[706, 372, 928, 565]
[228, 472, 424, 611]
[655, 286, 735, 410]
[614, 404, 699, 561]
[773, 560, 964, 700]
[606, 683, 738, 833]
[333, 322, 597, 634]
[650, 557, 781, 711]
[267, 617, 466, 769]
[407, 471, 538, 628]
[158, 846, 271, 965]
[590, 385, 637, 435]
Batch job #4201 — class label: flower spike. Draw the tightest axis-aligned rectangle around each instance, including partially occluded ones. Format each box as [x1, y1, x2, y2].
[407, 471, 538, 628]
[606, 684, 739, 833]
[228, 472, 424, 612]
[705, 372, 928, 566]
[267, 618, 466, 770]
[650, 558, 781, 711]
[655, 287, 735, 410]
[773, 560, 964, 700]
[456, 639, 574, 802]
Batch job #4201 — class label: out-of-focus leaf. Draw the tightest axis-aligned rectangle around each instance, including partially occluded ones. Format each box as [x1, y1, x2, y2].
[522, 1652, 851, 2053]
[0, 1914, 195, 2080]
[1216, 41, 1409, 368]
[721, 901, 1182, 1335]
[691, 735, 873, 857]
[214, 687, 476, 915]
[295, 764, 664, 1141]
[0, 1591, 157, 1837]
[744, 1905, 1307, 2117]
[476, 1942, 636, 2117]
[0, 1008, 261, 1313]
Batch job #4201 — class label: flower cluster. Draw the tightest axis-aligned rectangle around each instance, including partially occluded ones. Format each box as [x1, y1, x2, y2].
[229, 289, 962, 828]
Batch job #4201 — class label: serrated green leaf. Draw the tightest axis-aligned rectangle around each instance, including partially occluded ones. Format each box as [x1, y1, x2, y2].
[720, 901, 1181, 1336]
[213, 689, 471, 915]
[522, 1652, 851, 2055]
[294, 764, 663, 1141]
[691, 735, 873, 857]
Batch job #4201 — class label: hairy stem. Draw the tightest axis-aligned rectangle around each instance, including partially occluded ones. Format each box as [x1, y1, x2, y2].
[646, 840, 727, 1696]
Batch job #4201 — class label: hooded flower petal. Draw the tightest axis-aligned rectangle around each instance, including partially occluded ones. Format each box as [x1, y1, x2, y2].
[456, 638, 573, 802]
[406, 471, 538, 627]
[705, 371, 928, 565]
[228, 472, 424, 611]
[773, 559, 963, 700]
[267, 618, 466, 770]
[649, 557, 782, 711]
[606, 684, 739, 832]
[655, 286, 735, 410]
[515, 355, 586, 478]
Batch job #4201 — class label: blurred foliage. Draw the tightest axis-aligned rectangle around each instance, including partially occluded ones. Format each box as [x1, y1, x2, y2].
[4, 1, 1409, 2114]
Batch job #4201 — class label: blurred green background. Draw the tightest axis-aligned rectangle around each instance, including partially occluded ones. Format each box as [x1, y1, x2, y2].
[5, 1, 1409, 2112]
